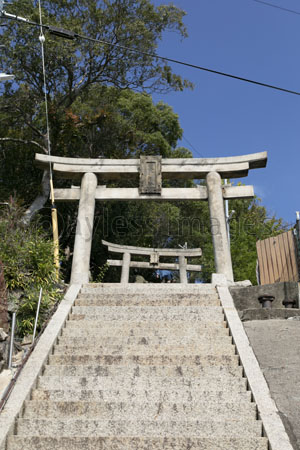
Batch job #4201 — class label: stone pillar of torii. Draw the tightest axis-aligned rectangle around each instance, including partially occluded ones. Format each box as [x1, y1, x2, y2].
[35, 151, 267, 284]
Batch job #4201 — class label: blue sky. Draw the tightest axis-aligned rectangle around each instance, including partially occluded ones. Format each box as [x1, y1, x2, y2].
[152, 0, 300, 225]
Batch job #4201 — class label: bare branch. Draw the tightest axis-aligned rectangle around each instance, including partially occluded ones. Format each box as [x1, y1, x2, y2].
[0, 138, 47, 153]
[15, 108, 46, 140]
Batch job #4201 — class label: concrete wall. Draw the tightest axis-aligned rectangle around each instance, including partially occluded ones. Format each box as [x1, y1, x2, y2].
[229, 282, 300, 311]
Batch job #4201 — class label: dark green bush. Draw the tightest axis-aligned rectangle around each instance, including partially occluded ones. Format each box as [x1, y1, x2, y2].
[0, 199, 63, 336]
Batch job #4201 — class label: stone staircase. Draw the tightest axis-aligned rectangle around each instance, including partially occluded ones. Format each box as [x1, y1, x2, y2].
[6, 284, 268, 450]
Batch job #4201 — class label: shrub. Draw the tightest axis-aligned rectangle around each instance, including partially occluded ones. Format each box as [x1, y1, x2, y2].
[0, 199, 62, 336]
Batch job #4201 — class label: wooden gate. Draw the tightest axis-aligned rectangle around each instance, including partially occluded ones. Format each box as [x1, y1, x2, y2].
[256, 230, 299, 284]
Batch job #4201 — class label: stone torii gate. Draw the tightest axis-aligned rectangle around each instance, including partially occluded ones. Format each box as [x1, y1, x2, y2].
[102, 239, 203, 284]
[35, 151, 267, 284]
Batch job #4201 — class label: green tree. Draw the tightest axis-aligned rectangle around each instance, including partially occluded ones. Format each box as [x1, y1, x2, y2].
[0, 0, 192, 219]
[0, 1, 286, 285]
[58, 86, 190, 159]
[229, 195, 288, 284]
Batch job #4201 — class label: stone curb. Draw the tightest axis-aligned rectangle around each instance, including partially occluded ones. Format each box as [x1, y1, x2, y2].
[217, 285, 294, 450]
[0, 284, 81, 450]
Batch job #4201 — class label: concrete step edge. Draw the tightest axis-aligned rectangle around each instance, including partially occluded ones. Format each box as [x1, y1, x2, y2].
[15, 417, 263, 437]
[47, 354, 240, 366]
[42, 364, 243, 376]
[7, 436, 268, 450]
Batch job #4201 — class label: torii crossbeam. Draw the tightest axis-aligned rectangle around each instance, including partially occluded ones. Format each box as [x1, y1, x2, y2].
[35, 151, 267, 284]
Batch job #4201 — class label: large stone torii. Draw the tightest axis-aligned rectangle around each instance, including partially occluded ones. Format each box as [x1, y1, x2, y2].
[36, 151, 267, 284]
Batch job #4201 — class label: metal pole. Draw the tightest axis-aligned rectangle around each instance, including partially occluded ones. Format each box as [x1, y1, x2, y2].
[8, 312, 16, 369]
[296, 212, 300, 284]
[32, 288, 43, 344]
[224, 179, 230, 245]
[296, 211, 300, 239]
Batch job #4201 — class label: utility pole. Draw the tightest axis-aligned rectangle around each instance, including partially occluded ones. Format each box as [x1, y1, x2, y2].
[224, 179, 230, 243]
[224, 179, 235, 246]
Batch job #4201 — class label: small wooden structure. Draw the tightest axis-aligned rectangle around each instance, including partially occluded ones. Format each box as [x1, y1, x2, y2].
[102, 240, 202, 284]
[256, 230, 299, 284]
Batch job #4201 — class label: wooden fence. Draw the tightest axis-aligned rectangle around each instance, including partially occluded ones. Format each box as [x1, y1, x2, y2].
[256, 230, 299, 285]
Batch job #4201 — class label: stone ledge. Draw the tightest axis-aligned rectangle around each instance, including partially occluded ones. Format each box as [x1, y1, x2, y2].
[0, 284, 81, 450]
[244, 320, 300, 450]
[217, 286, 294, 450]
[239, 308, 300, 321]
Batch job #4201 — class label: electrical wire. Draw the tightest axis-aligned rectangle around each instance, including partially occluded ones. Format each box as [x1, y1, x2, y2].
[251, 0, 300, 16]
[182, 135, 205, 158]
[76, 32, 300, 97]
[2, 14, 300, 97]
[37, 1, 60, 279]
[37, 0, 52, 181]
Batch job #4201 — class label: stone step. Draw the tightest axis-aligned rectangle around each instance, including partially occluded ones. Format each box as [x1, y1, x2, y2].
[61, 326, 229, 340]
[43, 364, 243, 378]
[7, 436, 269, 450]
[77, 291, 218, 297]
[36, 374, 247, 391]
[63, 320, 228, 333]
[22, 399, 257, 420]
[53, 342, 236, 356]
[80, 283, 215, 294]
[48, 353, 240, 367]
[70, 306, 224, 323]
[70, 313, 225, 323]
[75, 294, 220, 307]
[32, 387, 252, 402]
[56, 334, 233, 347]
[77, 291, 217, 297]
[16, 418, 263, 437]
[4, 283, 269, 450]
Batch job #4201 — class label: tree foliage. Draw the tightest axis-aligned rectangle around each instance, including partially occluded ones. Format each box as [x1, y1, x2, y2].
[89, 189, 286, 285]
[229, 195, 288, 284]
[0, 0, 192, 217]
[2, 0, 191, 96]
[0, 0, 287, 287]
[0, 199, 62, 336]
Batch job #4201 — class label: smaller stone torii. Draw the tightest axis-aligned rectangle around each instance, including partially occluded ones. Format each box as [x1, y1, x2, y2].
[102, 240, 202, 284]
[35, 151, 267, 284]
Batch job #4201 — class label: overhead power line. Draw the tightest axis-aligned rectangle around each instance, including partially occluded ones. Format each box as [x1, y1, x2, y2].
[252, 0, 300, 16]
[2, 12, 300, 97]
[182, 135, 205, 158]
[76, 32, 300, 97]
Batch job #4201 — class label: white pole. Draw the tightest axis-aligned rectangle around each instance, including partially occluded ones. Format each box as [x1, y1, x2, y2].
[224, 179, 230, 245]
[0, 74, 14, 81]
[8, 312, 16, 369]
[32, 288, 43, 344]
